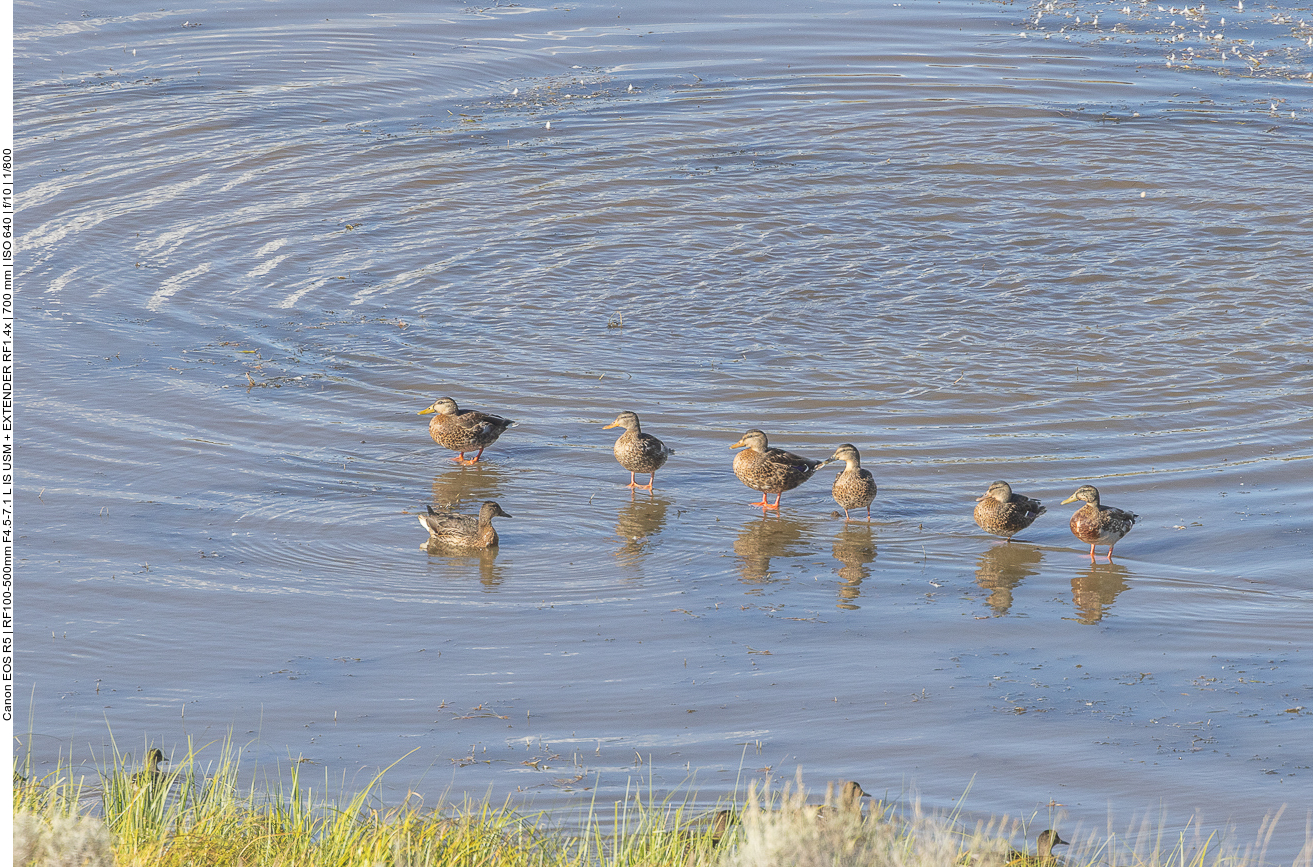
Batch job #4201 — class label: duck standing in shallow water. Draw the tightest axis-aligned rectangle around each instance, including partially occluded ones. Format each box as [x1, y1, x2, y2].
[603, 411, 673, 490]
[1061, 484, 1137, 561]
[418, 500, 512, 549]
[418, 397, 515, 464]
[973, 481, 1045, 541]
[729, 429, 825, 511]
[822, 444, 877, 521]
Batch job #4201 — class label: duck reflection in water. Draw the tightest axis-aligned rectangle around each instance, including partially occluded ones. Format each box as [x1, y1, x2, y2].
[974, 543, 1044, 616]
[734, 514, 811, 586]
[614, 490, 671, 569]
[1071, 561, 1129, 623]
[832, 523, 876, 610]
[427, 464, 506, 511]
[421, 544, 505, 589]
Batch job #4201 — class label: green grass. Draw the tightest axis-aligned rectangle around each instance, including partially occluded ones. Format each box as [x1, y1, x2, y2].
[13, 742, 1312, 867]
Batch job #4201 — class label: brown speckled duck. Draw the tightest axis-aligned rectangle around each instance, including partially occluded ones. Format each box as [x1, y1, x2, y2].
[729, 429, 824, 510]
[823, 780, 870, 819]
[1008, 830, 1068, 865]
[418, 397, 515, 464]
[822, 444, 877, 521]
[974, 481, 1046, 540]
[603, 411, 674, 490]
[1061, 485, 1137, 560]
[677, 808, 738, 867]
[418, 500, 512, 549]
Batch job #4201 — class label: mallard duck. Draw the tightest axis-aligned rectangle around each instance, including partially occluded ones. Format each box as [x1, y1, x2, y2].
[418, 500, 512, 549]
[962, 829, 1067, 867]
[1008, 830, 1067, 865]
[820, 780, 870, 819]
[823, 444, 877, 521]
[603, 411, 674, 490]
[730, 430, 824, 510]
[1061, 485, 1137, 560]
[679, 809, 739, 867]
[974, 481, 1046, 540]
[418, 397, 515, 464]
[134, 748, 167, 784]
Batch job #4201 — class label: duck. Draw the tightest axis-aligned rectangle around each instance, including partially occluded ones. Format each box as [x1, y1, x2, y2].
[822, 445, 877, 521]
[418, 397, 515, 464]
[603, 411, 674, 490]
[679, 809, 738, 867]
[818, 780, 870, 819]
[1008, 829, 1068, 865]
[418, 500, 512, 549]
[1061, 485, 1138, 560]
[134, 748, 167, 785]
[974, 481, 1046, 540]
[729, 430, 825, 510]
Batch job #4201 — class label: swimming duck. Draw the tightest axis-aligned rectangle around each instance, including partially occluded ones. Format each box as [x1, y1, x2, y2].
[1061, 485, 1137, 560]
[729, 430, 824, 510]
[134, 748, 167, 785]
[603, 411, 674, 490]
[823, 444, 877, 521]
[418, 500, 512, 549]
[974, 481, 1046, 540]
[1008, 830, 1067, 865]
[418, 397, 515, 464]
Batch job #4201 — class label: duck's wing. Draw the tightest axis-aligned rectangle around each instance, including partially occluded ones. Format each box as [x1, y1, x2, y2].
[420, 507, 478, 536]
[762, 447, 822, 474]
[636, 431, 673, 459]
[455, 410, 515, 436]
[1010, 494, 1046, 517]
[1100, 505, 1138, 529]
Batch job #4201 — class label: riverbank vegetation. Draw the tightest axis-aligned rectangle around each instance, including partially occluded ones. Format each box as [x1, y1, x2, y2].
[12, 739, 1308, 867]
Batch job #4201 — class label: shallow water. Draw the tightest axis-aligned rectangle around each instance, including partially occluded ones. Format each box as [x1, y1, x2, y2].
[15, 0, 1313, 860]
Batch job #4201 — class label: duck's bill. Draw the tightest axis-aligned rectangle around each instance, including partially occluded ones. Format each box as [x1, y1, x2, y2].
[729, 440, 747, 450]
[1060, 495, 1078, 504]
[418, 407, 436, 415]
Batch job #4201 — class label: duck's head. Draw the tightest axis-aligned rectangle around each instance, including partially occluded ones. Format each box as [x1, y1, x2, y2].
[480, 501, 513, 520]
[603, 411, 641, 432]
[730, 430, 770, 452]
[419, 397, 460, 416]
[1061, 485, 1100, 506]
[829, 444, 862, 466]
[1037, 829, 1068, 851]
[979, 480, 1014, 503]
[145, 748, 166, 770]
[839, 780, 869, 802]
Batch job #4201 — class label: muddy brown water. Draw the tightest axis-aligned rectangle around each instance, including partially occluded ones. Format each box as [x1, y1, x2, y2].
[16, 0, 1313, 860]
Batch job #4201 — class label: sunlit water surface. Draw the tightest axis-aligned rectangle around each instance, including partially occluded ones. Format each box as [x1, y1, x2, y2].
[16, 0, 1313, 860]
